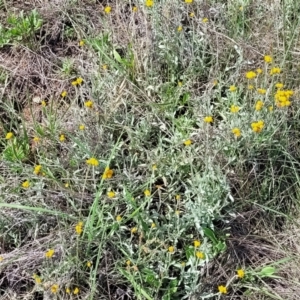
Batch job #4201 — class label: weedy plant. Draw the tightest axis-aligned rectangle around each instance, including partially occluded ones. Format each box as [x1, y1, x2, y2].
[1, 0, 300, 299]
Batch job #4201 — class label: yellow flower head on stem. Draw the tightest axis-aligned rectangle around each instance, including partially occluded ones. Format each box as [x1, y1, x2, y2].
[196, 251, 205, 259]
[75, 221, 83, 235]
[59, 134, 65, 142]
[50, 284, 59, 294]
[255, 100, 264, 111]
[22, 180, 30, 188]
[73, 287, 80, 295]
[184, 139, 192, 146]
[218, 285, 227, 294]
[104, 6, 112, 14]
[245, 71, 256, 79]
[194, 240, 201, 247]
[144, 189, 151, 197]
[5, 132, 14, 140]
[229, 85, 237, 92]
[204, 116, 213, 123]
[168, 246, 175, 253]
[86, 157, 99, 166]
[33, 165, 42, 175]
[145, 0, 154, 7]
[84, 100, 93, 108]
[107, 191, 116, 198]
[102, 167, 113, 179]
[237, 269, 245, 278]
[232, 127, 241, 138]
[264, 55, 272, 63]
[230, 105, 240, 113]
[61, 91, 67, 98]
[45, 249, 55, 258]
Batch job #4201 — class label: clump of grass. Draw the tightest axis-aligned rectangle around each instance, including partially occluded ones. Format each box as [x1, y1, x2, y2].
[1, 0, 300, 299]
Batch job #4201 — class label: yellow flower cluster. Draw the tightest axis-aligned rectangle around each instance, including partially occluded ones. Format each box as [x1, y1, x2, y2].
[232, 127, 241, 137]
[275, 89, 293, 107]
[255, 100, 264, 111]
[5, 132, 13, 140]
[102, 167, 113, 179]
[33, 165, 42, 175]
[270, 67, 281, 75]
[86, 157, 99, 166]
[251, 120, 264, 133]
[245, 71, 256, 79]
[230, 105, 240, 113]
[145, 0, 154, 7]
[72, 77, 83, 86]
[45, 249, 55, 258]
[75, 221, 83, 235]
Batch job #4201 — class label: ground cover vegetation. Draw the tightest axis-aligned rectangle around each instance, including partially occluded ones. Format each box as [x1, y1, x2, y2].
[1, 0, 300, 299]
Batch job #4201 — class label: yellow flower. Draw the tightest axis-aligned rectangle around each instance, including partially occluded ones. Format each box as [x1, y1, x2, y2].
[255, 100, 264, 111]
[33, 274, 42, 284]
[168, 246, 175, 253]
[133, 6, 138, 12]
[270, 67, 281, 75]
[50, 284, 59, 294]
[264, 55, 272, 63]
[178, 81, 183, 87]
[213, 79, 218, 86]
[73, 287, 80, 295]
[144, 189, 151, 197]
[75, 221, 83, 235]
[86, 157, 99, 166]
[72, 77, 83, 86]
[79, 124, 85, 130]
[245, 71, 256, 79]
[41, 100, 47, 107]
[61, 90, 67, 97]
[176, 194, 181, 201]
[33, 136, 40, 142]
[237, 269, 245, 278]
[274, 89, 293, 107]
[107, 191, 116, 198]
[116, 215, 122, 222]
[218, 285, 227, 294]
[196, 251, 205, 259]
[126, 260, 131, 267]
[257, 88, 266, 95]
[104, 6, 111, 14]
[202, 17, 208, 23]
[5, 132, 13, 140]
[102, 64, 108, 70]
[256, 68, 263, 74]
[131, 227, 138, 234]
[185, 0, 193, 3]
[151, 222, 156, 228]
[204, 116, 213, 123]
[45, 249, 55, 258]
[177, 26, 183, 32]
[66, 288, 71, 294]
[79, 40, 85, 46]
[102, 167, 113, 179]
[22, 180, 30, 188]
[230, 105, 240, 113]
[194, 240, 201, 247]
[145, 0, 154, 7]
[229, 85, 237, 92]
[184, 139, 192, 146]
[251, 120, 264, 133]
[275, 82, 284, 89]
[33, 165, 42, 175]
[84, 100, 93, 108]
[152, 164, 157, 170]
[232, 127, 241, 138]
[175, 210, 180, 215]
[189, 12, 195, 17]
[268, 105, 273, 112]
[248, 84, 254, 90]
[87, 261, 92, 268]
[59, 134, 65, 142]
